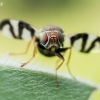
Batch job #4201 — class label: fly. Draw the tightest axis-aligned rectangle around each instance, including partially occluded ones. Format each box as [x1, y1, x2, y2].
[0, 19, 99, 86]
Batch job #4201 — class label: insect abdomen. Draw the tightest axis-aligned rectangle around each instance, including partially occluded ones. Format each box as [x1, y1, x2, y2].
[0, 19, 35, 40]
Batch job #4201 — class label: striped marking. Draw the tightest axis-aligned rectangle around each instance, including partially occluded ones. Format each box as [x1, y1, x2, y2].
[85, 36, 100, 53]
[10, 20, 19, 38]
[0, 20, 36, 40]
[66, 33, 100, 53]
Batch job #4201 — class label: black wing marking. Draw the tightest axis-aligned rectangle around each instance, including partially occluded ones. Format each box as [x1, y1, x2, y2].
[0, 19, 36, 40]
[70, 33, 88, 52]
[65, 33, 100, 53]
[85, 36, 100, 53]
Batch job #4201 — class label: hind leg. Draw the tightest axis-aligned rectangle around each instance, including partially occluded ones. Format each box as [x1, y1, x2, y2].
[10, 40, 32, 55]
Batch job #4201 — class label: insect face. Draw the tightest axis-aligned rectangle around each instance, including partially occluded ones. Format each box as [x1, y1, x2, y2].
[39, 25, 64, 51]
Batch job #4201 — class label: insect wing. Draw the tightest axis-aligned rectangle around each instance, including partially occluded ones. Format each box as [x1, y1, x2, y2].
[65, 33, 100, 53]
[0, 19, 38, 41]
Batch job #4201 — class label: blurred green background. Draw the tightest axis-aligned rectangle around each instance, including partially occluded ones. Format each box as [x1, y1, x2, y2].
[0, 0, 100, 100]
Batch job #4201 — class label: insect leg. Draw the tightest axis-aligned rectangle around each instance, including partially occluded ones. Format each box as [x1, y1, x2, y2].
[55, 48, 68, 67]
[10, 40, 32, 55]
[55, 51, 64, 86]
[21, 36, 38, 67]
[65, 47, 76, 80]
[56, 47, 75, 80]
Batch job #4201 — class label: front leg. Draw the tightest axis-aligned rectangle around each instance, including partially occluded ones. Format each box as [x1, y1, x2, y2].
[21, 36, 38, 67]
[55, 51, 64, 86]
[56, 47, 76, 80]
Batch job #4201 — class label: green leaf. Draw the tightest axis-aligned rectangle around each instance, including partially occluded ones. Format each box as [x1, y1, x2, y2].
[0, 66, 95, 100]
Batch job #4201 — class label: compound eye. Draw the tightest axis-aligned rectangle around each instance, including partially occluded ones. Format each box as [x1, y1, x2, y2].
[40, 32, 48, 45]
[58, 32, 64, 43]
